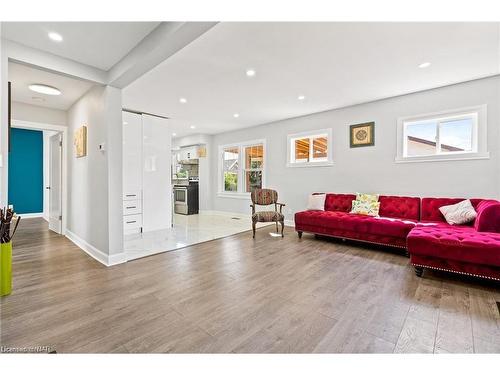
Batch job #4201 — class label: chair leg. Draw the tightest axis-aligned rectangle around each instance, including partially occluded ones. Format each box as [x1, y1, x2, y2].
[252, 221, 256, 238]
[280, 220, 284, 237]
[414, 266, 424, 278]
[275, 220, 278, 233]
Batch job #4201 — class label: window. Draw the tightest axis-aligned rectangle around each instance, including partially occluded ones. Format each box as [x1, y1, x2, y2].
[219, 140, 266, 197]
[244, 144, 264, 193]
[222, 147, 239, 192]
[287, 129, 332, 167]
[397, 105, 489, 162]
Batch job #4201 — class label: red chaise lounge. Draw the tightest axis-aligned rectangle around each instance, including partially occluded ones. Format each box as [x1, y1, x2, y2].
[294, 193, 500, 281]
[408, 198, 500, 281]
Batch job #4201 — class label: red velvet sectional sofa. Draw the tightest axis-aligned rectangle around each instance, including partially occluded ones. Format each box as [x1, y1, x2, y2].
[295, 193, 500, 282]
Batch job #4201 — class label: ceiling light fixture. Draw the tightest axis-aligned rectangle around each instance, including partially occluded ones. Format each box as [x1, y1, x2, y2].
[179, 97, 187, 104]
[123, 121, 128, 125]
[418, 62, 431, 69]
[172, 133, 177, 136]
[298, 95, 306, 100]
[233, 113, 240, 118]
[48, 32, 63, 42]
[246, 69, 256, 77]
[29, 84, 61, 96]
[190, 125, 196, 129]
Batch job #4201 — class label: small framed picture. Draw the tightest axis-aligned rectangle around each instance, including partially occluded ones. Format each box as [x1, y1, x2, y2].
[74, 125, 87, 157]
[350, 122, 374, 148]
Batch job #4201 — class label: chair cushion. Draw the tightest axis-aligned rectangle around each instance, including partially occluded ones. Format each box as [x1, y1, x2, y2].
[251, 189, 278, 205]
[407, 225, 500, 267]
[294, 210, 417, 239]
[253, 211, 284, 222]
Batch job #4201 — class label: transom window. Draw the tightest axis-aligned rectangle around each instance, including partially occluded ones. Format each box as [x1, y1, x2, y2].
[287, 129, 333, 167]
[219, 140, 266, 196]
[397, 105, 488, 163]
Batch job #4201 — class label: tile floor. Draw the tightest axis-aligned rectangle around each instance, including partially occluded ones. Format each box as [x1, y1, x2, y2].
[124, 213, 275, 261]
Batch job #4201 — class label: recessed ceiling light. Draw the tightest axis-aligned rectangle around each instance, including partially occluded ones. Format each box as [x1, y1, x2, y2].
[123, 121, 128, 125]
[233, 113, 240, 118]
[179, 97, 187, 104]
[298, 95, 306, 100]
[48, 32, 63, 42]
[172, 133, 177, 136]
[29, 84, 61, 96]
[190, 125, 196, 129]
[418, 62, 431, 69]
[246, 69, 256, 77]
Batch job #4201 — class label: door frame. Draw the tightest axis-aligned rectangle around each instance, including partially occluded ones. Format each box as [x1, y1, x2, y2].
[11, 119, 68, 235]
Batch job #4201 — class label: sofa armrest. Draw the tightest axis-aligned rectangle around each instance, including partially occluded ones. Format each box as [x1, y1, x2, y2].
[474, 200, 500, 233]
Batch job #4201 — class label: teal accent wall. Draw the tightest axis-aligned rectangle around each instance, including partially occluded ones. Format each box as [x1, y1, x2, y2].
[8, 128, 44, 214]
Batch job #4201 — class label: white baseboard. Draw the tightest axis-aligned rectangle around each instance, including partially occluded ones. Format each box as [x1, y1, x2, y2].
[65, 229, 126, 267]
[18, 212, 44, 219]
[108, 252, 128, 266]
[200, 210, 295, 227]
[199, 210, 247, 218]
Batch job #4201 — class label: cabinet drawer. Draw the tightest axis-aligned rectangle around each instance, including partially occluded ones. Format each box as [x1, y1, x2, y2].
[123, 214, 142, 232]
[123, 190, 142, 201]
[123, 199, 142, 215]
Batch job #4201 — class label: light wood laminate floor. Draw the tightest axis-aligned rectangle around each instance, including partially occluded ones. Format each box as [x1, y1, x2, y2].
[1, 218, 500, 353]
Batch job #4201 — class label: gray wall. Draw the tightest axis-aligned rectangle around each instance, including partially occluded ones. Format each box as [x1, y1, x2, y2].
[12, 101, 67, 126]
[210, 76, 500, 222]
[67, 85, 123, 255]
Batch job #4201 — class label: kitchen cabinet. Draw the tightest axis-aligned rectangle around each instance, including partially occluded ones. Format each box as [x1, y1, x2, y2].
[179, 146, 198, 161]
[122, 111, 172, 234]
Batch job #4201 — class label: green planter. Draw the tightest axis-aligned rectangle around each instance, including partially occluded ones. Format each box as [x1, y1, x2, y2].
[0, 241, 12, 296]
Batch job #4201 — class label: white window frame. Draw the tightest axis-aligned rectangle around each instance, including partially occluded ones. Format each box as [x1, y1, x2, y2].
[217, 139, 266, 199]
[396, 105, 489, 163]
[286, 128, 333, 168]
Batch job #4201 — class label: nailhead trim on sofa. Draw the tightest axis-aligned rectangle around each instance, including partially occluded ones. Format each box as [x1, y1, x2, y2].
[412, 263, 500, 282]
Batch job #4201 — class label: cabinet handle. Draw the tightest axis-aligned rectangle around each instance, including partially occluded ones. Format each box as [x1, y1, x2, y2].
[126, 221, 137, 224]
[125, 194, 136, 197]
[126, 206, 137, 209]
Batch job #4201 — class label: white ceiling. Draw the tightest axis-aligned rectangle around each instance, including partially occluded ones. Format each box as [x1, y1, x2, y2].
[123, 22, 500, 138]
[2, 22, 160, 70]
[9, 62, 95, 110]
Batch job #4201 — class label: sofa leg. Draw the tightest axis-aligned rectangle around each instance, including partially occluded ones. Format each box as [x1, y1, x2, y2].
[405, 250, 410, 258]
[414, 266, 424, 278]
[297, 231, 302, 239]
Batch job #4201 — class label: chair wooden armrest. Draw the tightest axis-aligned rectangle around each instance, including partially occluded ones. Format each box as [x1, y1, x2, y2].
[276, 202, 286, 213]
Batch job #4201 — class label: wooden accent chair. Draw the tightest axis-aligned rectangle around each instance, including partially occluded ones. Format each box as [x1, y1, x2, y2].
[250, 188, 286, 238]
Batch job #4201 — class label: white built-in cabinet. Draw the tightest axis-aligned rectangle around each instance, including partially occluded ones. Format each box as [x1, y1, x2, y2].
[122, 111, 172, 234]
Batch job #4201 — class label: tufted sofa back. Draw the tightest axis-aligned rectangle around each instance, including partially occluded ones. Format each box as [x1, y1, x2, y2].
[324, 194, 356, 212]
[378, 195, 421, 221]
[323, 193, 420, 220]
[421, 198, 484, 223]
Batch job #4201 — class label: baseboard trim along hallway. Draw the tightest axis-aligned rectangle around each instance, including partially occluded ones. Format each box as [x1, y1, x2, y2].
[65, 229, 127, 267]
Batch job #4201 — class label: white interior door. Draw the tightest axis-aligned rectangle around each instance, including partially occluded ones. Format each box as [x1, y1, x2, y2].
[48, 133, 62, 234]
